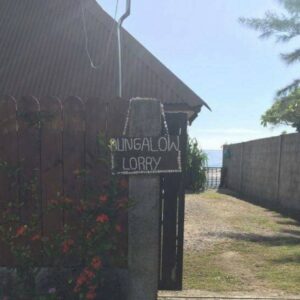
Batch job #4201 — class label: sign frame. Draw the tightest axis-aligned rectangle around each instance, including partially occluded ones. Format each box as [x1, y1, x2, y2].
[110, 135, 182, 175]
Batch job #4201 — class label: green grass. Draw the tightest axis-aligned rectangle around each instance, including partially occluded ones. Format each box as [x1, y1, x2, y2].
[200, 190, 229, 200]
[230, 213, 282, 232]
[184, 241, 300, 294]
[184, 250, 244, 292]
[245, 243, 300, 293]
[184, 191, 300, 295]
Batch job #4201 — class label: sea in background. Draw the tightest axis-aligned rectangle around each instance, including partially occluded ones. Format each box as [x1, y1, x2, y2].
[204, 150, 223, 167]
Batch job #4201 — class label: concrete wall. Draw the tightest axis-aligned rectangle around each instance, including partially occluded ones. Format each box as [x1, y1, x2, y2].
[223, 133, 300, 212]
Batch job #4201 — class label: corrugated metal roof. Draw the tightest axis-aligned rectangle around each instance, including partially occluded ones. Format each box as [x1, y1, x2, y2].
[0, 0, 209, 119]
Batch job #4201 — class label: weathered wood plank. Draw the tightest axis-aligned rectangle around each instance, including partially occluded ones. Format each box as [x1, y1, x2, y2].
[40, 97, 63, 239]
[18, 96, 42, 263]
[0, 96, 18, 266]
[63, 96, 85, 227]
[85, 97, 108, 193]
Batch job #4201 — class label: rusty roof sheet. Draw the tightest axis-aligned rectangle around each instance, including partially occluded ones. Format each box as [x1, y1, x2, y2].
[0, 0, 209, 118]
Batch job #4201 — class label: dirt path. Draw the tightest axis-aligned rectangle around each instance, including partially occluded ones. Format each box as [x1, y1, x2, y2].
[159, 190, 300, 299]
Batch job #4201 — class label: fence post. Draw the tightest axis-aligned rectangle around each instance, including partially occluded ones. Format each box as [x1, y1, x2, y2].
[276, 134, 284, 203]
[239, 142, 245, 195]
[128, 98, 161, 300]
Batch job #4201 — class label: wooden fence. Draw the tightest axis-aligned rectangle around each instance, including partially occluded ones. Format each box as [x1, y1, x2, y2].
[0, 96, 129, 265]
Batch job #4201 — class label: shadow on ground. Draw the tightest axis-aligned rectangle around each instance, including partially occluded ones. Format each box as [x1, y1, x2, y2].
[205, 189, 300, 266]
[281, 228, 300, 236]
[206, 231, 300, 246]
[271, 254, 300, 264]
[277, 220, 300, 227]
[217, 188, 300, 223]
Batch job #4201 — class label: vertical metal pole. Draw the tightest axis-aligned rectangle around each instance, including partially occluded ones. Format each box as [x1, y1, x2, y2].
[117, 25, 122, 98]
[117, 0, 131, 98]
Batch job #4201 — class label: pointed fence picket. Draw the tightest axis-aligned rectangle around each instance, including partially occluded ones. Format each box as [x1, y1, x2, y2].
[0, 96, 18, 265]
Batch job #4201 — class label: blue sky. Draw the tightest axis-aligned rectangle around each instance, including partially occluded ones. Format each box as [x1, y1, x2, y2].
[97, 0, 299, 149]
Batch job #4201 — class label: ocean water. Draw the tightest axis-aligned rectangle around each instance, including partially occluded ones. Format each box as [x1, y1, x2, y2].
[204, 150, 223, 168]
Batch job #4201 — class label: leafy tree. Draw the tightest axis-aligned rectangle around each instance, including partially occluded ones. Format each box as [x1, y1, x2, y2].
[240, 0, 300, 131]
[261, 88, 300, 130]
[185, 136, 208, 192]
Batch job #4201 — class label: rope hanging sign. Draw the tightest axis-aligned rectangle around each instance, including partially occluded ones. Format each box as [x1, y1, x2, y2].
[111, 136, 182, 175]
[111, 100, 182, 175]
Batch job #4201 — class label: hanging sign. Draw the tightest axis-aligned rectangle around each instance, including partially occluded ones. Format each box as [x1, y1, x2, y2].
[111, 136, 182, 175]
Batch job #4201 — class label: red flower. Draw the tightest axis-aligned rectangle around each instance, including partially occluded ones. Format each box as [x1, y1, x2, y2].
[83, 268, 95, 280]
[99, 194, 108, 204]
[116, 197, 128, 209]
[50, 199, 58, 206]
[96, 214, 109, 223]
[63, 197, 73, 204]
[76, 273, 87, 286]
[119, 178, 128, 189]
[76, 205, 85, 213]
[62, 239, 74, 253]
[74, 273, 86, 293]
[86, 289, 96, 300]
[115, 224, 122, 233]
[16, 225, 27, 237]
[91, 256, 102, 270]
[31, 234, 41, 241]
[73, 169, 80, 176]
[89, 285, 96, 291]
[86, 231, 92, 240]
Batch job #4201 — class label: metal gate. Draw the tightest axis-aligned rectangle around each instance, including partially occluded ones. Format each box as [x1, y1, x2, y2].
[158, 112, 187, 290]
[205, 167, 222, 189]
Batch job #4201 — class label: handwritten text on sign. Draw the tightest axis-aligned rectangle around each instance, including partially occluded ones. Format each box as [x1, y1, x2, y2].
[111, 136, 182, 175]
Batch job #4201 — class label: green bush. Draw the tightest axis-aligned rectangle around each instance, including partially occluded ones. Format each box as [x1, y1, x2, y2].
[185, 137, 208, 192]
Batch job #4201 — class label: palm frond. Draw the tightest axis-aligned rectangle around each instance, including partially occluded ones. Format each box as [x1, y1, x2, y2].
[239, 11, 300, 43]
[280, 48, 300, 64]
[277, 79, 300, 96]
[279, 0, 300, 14]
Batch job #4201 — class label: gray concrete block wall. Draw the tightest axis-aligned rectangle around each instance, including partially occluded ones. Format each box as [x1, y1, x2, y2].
[223, 133, 300, 212]
[278, 133, 300, 210]
[242, 137, 279, 203]
[224, 144, 242, 191]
